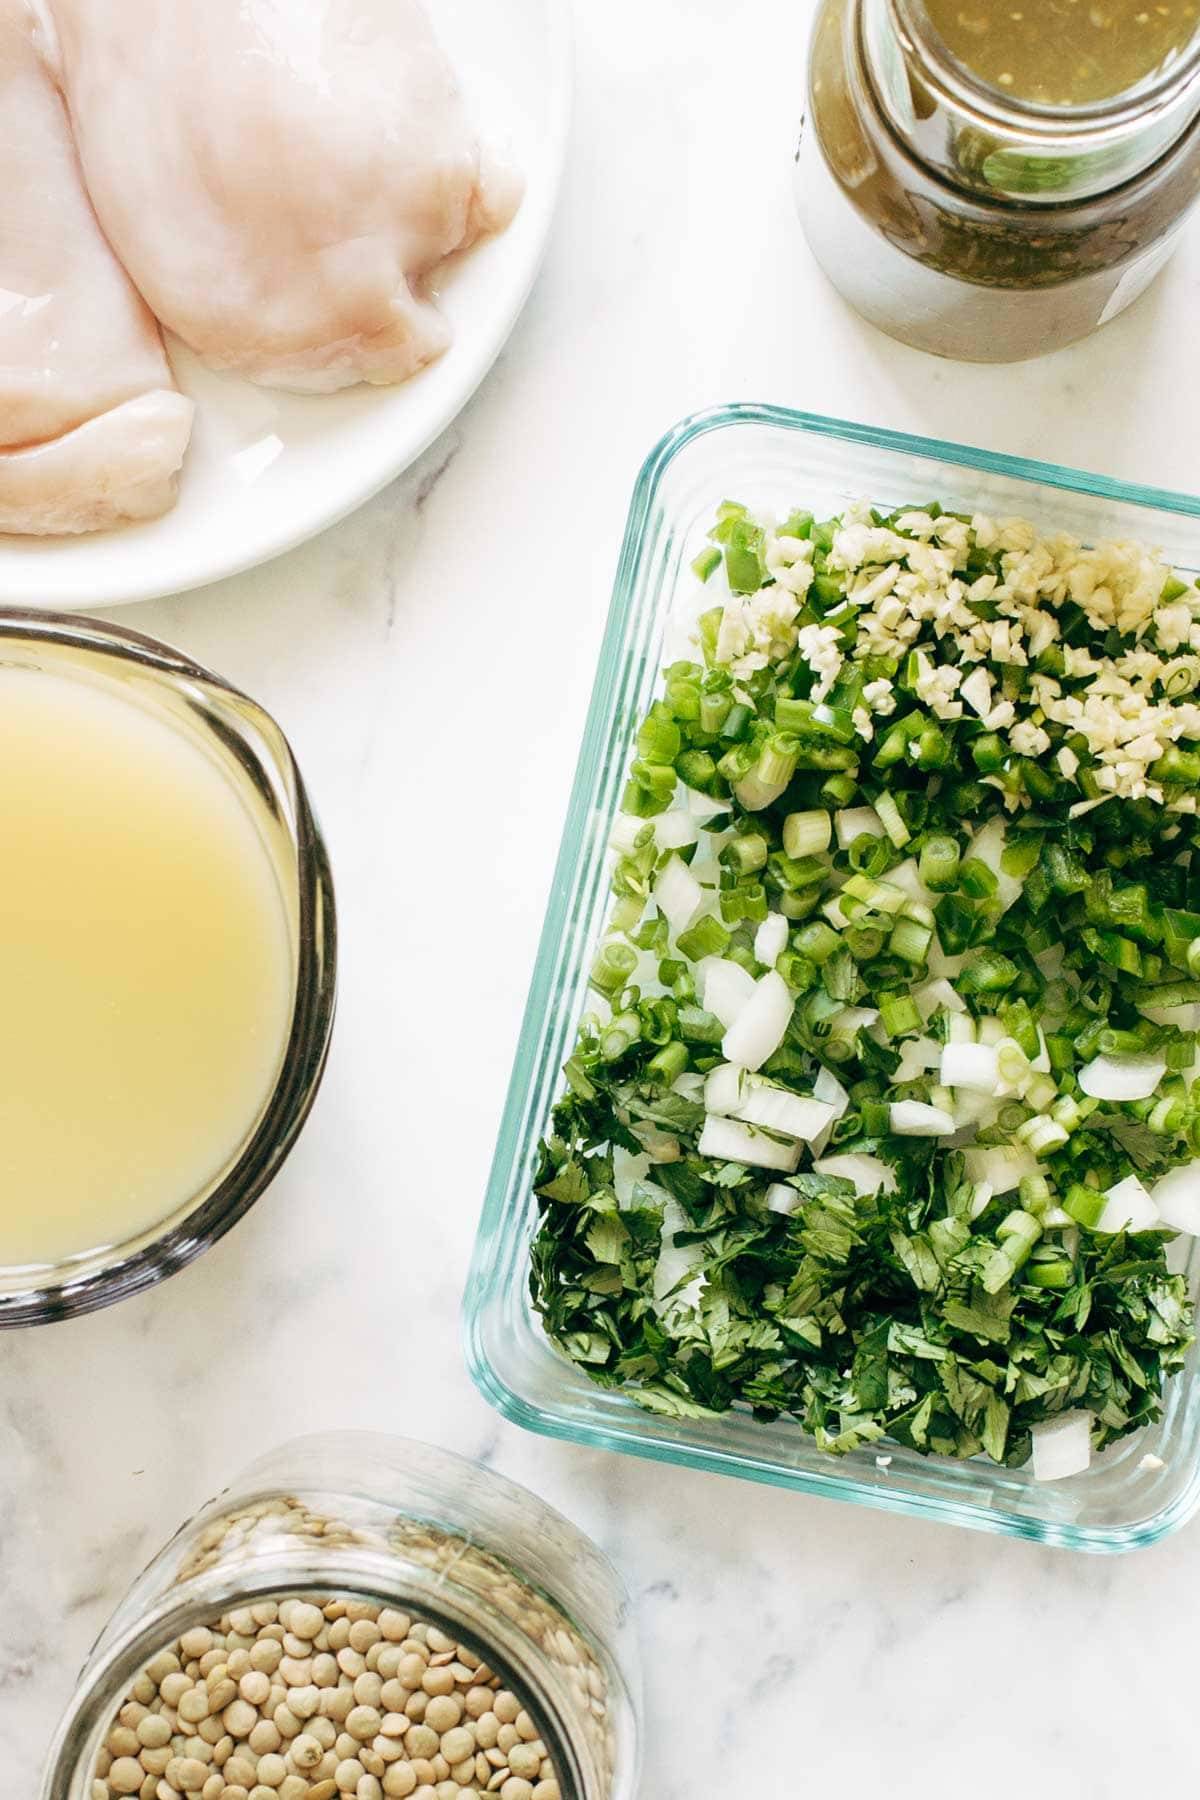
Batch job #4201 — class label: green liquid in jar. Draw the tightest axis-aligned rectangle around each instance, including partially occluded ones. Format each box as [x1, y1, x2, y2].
[923, 0, 1200, 106]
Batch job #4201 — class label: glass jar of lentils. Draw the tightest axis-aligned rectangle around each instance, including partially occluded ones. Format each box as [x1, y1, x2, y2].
[39, 1434, 640, 1800]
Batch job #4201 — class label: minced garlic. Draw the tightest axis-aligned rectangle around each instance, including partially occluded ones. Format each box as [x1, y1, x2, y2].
[706, 500, 1200, 809]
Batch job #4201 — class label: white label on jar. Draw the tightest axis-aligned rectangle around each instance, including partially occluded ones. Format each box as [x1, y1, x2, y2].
[1097, 231, 1181, 326]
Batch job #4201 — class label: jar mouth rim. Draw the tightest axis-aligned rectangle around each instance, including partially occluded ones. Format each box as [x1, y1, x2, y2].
[40, 1552, 592, 1800]
[893, 0, 1200, 134]
[0, 606, 337, 1328]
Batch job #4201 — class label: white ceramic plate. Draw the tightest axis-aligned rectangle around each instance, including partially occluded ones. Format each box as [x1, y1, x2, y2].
[0, 0, 571, 609]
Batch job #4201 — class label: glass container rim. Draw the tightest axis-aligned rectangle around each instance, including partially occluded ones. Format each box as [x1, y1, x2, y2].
[892, 0, 1200, 130]
[39, 1549, 592, 1800]
[0, 606, 338, 1330]
[463, 400, 1200, 1556]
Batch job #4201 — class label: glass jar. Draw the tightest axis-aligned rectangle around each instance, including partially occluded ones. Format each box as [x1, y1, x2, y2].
[0, 609, 336, 1329]
[40, 1433, 641, 1800]
[797, 0, 1200, 360]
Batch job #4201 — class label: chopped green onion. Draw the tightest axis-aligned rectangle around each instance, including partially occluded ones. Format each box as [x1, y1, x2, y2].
[678, 1006, 726, 1045]
[676, 915, 731, 961]
[919, 835, 961, 892]
[698, 690, 732, 735]
[783, 810, 833, 858]
[879, 992, 922, 1037]
[1016, 1116, 1070, 1158]
[959, 950, 1020, 994]
[776, 950, 817, 991]
[889, 916, 933, 966]
[846, 924, 887, 961]
[723, 833, 769, 875]
[820, 771, 859, 807]
[646, 1040, 689, 1083]
[1026, 1258, 1073, 1289]
[1064, 1184, 1106, 1229]
[843, 872, 907, 915]
[874, 790, 911, 848]
[793, 920, 841, 965]
[590, 941, 637, 996]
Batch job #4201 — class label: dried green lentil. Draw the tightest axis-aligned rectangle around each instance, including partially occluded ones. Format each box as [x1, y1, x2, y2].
[89, 1596, 563, 1800]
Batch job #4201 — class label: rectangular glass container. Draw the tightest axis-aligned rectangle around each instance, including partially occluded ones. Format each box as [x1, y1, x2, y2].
[464, 403, 1200, 1552]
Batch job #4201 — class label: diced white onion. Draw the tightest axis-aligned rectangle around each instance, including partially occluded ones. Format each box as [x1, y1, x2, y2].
[976, 1016, 1005, 1048]
[722, 970, 793, 1072]
[950, 1091, 999, 1129]
[831, 1005, 880, 1037]
[1150, 1163, 1200, 1236]
[895, 1039, 943, 1086]
[766, 1181, 803, 1215]
[753, 912, 789, 968]
[963, 1144, 1037, 1195]
[926, 942, 969, 981]
[1139, 1001, 1200, 1031]
[813, 1153, 898, 1196]
[914, 977, 967, 1020]
[697, 1115, 801, 1173]
[654, 854, 703, 934]
[1035, 944, 1064, 981]
[1078, 1053, 1166, 1103]
[810, 1065, 850, 1157]
[653, 1199, 702, 1304]
[1097, 1174, 1160, 1234]
[940, 1042, 1001, 1094]
[687, 787, 731, 823]
[737, 1085, 835, 1142]
[1031, 1412, 1093, 1482]
[609, 814, 646, 855]
[947, 1013, 977, 1045]
[890, 1101, 956, 1136]
[968, 818, 1022, 913]
[734, 771, 791, 812]
[886, 858, 937, 909]
[701, 956, 757, 1029]
[654, 809, 700, 851]
[703, 1063, 746, 1117]
[835, 806, 883, 849]
[613, 1145, 652, 1205]
[814, 1066, 851, 1118]
[969, 1181, 993, 1220]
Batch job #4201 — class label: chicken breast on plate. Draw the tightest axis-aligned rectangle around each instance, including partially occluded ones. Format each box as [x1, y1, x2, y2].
[49, 0, 522, 393]
[0, 0, 192, 535]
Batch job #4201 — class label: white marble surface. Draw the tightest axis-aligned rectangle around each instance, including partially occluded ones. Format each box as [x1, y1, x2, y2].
[8, 2, 1200, 1795]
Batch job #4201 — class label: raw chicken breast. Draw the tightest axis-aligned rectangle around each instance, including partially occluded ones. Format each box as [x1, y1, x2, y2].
[0, 0, 191, 535]
[49, 0, 522, 393]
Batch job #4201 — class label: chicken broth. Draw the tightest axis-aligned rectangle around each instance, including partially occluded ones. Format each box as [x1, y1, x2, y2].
[0, 665, 293, 1269]
[923, 0, 1200, 107]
